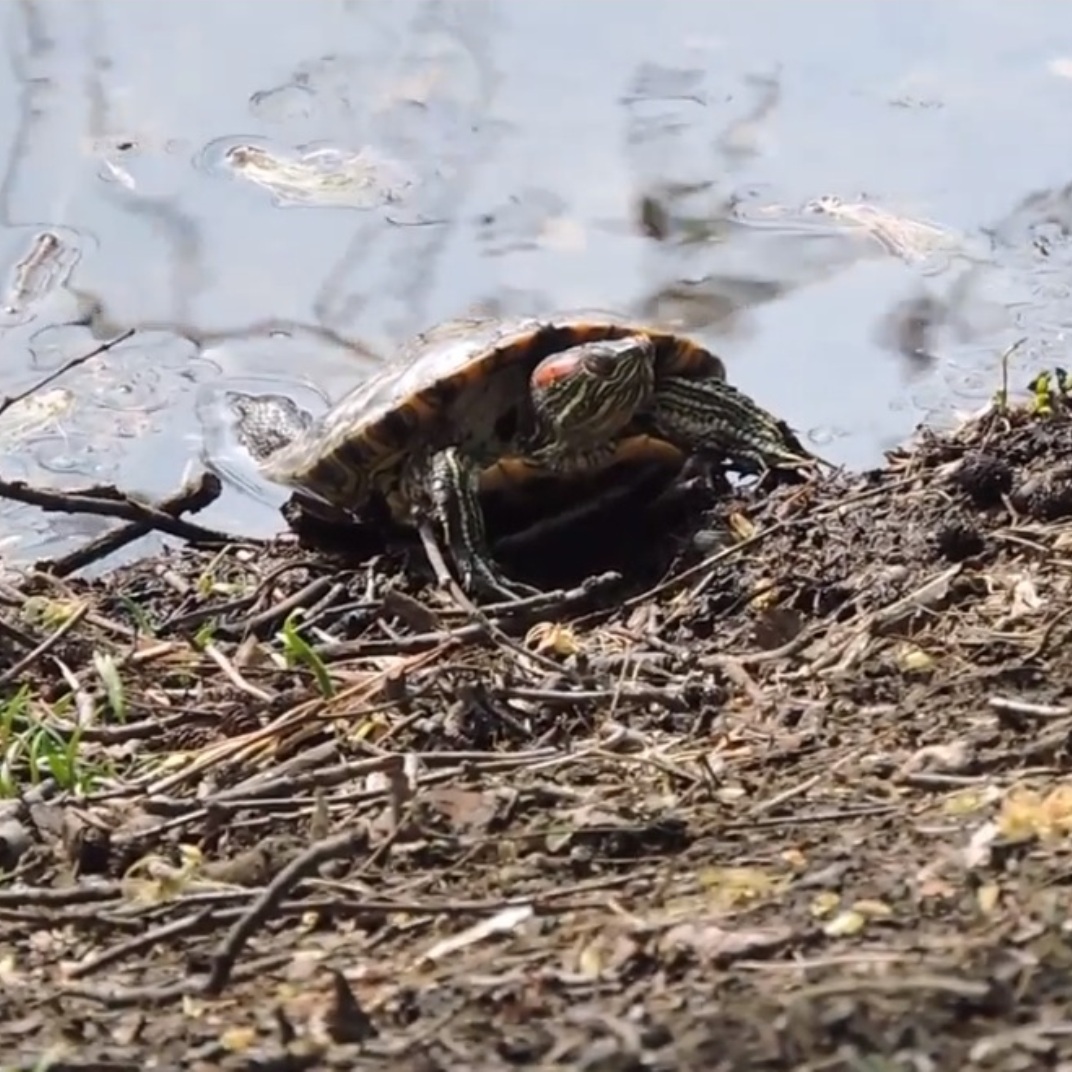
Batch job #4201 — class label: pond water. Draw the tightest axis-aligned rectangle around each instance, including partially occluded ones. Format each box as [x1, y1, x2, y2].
[1, 0, 1071, 565]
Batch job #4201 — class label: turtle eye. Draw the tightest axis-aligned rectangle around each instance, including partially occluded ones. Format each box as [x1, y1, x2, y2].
[583, 351, 619, 377]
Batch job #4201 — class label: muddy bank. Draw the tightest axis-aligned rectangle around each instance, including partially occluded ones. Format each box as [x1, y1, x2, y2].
[3, 383, 1072, 1070]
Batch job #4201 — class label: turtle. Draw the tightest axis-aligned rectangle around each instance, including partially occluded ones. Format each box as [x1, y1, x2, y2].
[229, 313, 813, 599]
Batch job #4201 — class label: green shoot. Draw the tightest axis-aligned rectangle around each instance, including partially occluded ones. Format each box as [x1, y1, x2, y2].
[92, 652, 127, 722]
[278, 611, 334, 698]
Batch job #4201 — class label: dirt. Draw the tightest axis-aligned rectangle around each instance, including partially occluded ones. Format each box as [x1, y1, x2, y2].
[5, 388, 1072, 1071]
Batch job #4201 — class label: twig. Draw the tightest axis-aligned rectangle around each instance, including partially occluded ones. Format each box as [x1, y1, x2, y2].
[1023, 602, 1072, 662]
[624, 519, 793, 610]
[201, 641, 277, 702]
[792, 972, 991, 1001]
[162, 557, 333, 634]
[417, 519, 610, 681]
[0, 600, 87, 687]
[0, 881, 123, 907]
[989, 696, 1072, 719]
[0, 475, 241, 550]
[236, 575, 337, 638]
[720, 804, 898, 831]
[0, 614, 41, 651]
[39, 470, 226, 576]
[65, 953, 296, 1009]
[704, 653, 769, 708]
[505, 684, 691, 710]
[203, 828, 367, 996]
[0, 328, 135, 418]
[66, 907, 215, 980]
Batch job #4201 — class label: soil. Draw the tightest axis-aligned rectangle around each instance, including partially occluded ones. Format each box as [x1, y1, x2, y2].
[5, 391, 1072, 1071]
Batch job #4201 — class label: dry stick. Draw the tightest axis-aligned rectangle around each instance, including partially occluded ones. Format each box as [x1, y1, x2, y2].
[234, 575, 337, 638]
[39, 470, 226, 577]
[162, 556, 328, 634]
[66, 952, 297, 1010]
[989, 696, 1072, 720]
[66, 907, 215, 981]
[0, 477, 239, 547]
[0, 881, 123, 908]
[317, 623, 483, 660]
[310, 873, 636, 915]
[65, 978, 196, 1010]
[201, 641, 277, 702]
[720, 803, 897, 831]
[130, 744, 561, 860]
[0, 615, 40, 651]
[212, 752, 407, 804]
[621, 520, 792, 610]
[136, 645, 447, 798]
[203, 827, 367, 997]
[417, 521, 604, 681]
[792, 973, 991, 1002]
[0, 327, 135, 418]
[1022, 601, 1072, 662]
[0, 600, 87, 687]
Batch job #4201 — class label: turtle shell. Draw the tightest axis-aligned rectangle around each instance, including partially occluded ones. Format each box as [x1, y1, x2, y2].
[260, 312, 727, 514]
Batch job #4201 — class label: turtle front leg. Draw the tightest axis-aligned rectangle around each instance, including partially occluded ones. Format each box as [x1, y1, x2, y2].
[650, 375, 813, 472]
[412, 446, 539, 601]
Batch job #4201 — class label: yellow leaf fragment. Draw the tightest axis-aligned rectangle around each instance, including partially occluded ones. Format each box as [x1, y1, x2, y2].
[221, 1026, 258, 1053]
[997, 784, 1072, 842]
[0, 952, 19, 984]
[897, 644, 934, 673]
[577, 939, 605, 978]
[824, 909, 866, 937]
[525, 621, 581, 657]
[746, 574, 780, 610]
[781, 848, 808, 871]
[977, 883, 1001, 914]
[182, 994, 205, 1019]
[810, 891, 841, 919]
[698, 866, 783, 909]
[729, 512, 758, 541]
[944, 789, 988, 816]
[348, 710, 392, 743]
[851, 899, 893, 919]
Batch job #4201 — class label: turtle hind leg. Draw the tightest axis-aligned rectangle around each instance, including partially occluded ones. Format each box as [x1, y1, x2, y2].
[651, 375, 814, 472]
[413, 446, 540, 601]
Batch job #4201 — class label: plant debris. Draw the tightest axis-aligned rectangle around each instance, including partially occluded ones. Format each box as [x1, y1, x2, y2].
[4, 386, 1072, 1070]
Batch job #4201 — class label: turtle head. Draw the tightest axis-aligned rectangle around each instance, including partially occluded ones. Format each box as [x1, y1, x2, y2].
[529, 334, 657, 451]
[229, 390, 313, 463]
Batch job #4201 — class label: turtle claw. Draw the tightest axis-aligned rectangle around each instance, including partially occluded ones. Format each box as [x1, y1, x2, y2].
[421, 445, 543, 603]
[462, 557, 542, 603]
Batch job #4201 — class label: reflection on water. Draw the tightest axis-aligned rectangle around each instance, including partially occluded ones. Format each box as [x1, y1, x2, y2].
[0, 0, 1071, 564]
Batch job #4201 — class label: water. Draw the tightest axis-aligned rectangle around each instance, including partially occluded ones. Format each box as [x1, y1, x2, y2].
[1, 0, 1071, 564]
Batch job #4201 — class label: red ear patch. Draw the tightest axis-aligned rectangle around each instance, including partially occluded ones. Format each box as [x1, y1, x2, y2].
[531, 353, 581, 390]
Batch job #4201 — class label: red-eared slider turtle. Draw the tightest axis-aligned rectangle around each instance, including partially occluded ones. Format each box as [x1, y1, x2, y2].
[230, 313, 811, 599]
